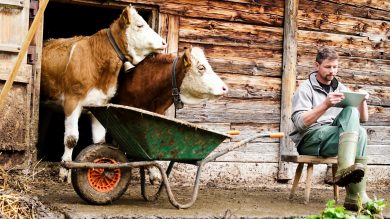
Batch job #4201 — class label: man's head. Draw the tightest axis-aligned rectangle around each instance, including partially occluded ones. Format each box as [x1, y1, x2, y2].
[315, 47, 339, 85]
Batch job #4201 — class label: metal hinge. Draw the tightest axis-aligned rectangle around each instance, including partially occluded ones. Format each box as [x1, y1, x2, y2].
[27, 0, 38, 64]
[27, 45, 36, 64]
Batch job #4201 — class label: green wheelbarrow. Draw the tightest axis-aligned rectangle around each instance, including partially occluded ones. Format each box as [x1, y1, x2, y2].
[62, 104, 284, 209]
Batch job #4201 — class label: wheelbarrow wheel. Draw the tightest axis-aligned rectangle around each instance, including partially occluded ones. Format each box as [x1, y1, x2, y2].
[71, 144, 131, 205]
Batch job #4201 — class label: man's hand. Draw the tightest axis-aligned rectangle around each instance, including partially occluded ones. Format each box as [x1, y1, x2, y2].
[324, 92, 345, 107]
[359, 89, 370, 101]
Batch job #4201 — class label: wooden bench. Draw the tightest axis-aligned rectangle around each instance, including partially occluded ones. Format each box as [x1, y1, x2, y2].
[281, 155, 339, 204]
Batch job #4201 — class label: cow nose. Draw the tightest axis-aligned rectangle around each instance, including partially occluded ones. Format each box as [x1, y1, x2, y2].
[162, 40, 167, 47]
[222, 85, 228, 93]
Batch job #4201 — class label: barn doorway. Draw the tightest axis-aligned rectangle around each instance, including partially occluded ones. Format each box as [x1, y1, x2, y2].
[37, 2, 157, 161]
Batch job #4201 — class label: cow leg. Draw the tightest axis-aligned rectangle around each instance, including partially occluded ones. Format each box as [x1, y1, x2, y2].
[60, 99, 82, 183]
[91, 114, 106, 144]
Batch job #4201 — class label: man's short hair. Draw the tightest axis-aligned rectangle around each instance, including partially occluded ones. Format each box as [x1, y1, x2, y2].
[316, 47, 339, 64]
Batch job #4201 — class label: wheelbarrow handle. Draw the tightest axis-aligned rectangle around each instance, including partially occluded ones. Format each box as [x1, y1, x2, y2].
[269, 132, 284, 138]
[202, 132, 285, 164]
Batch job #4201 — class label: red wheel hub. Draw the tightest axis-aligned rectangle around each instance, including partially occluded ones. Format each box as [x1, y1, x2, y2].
[87, 158, 121, 192]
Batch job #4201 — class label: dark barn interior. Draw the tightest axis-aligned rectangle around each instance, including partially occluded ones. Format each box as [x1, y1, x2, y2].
[37, 2, 153, 161]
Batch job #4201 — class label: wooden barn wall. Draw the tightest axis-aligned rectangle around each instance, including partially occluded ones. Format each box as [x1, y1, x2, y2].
[151, 0, 390, 185]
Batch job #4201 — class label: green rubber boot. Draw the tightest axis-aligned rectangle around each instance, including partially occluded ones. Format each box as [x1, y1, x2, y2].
[344, 157, 371, 211]
[334, 132, 365, 187]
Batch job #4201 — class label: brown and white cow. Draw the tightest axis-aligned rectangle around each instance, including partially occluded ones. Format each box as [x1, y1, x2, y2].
[41, 5, 166, 182]
[113, 46, 228, 113]
[112, 46, 228, 183]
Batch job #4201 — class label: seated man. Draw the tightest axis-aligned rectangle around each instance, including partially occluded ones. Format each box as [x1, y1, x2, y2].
[290, 47, 370, 210]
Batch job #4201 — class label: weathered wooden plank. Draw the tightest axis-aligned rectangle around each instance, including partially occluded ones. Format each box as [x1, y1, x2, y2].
[0, 44, 21, 53]
[365, 126, 390, 145]
[298, 5, 390, 37]
[297, 66, 390, 87]
[157, 0, 284, 26]
[176, 99, 280, 123]
[366, 106, 390, 126]
[179, 42, 283, 60]
[0, 63, 31, 79]
[300, 0, 390, 21]
[297, 30, 389, 60]
[0, 0, 24, 8]
[179, 17, 283, 50]
[297, 55, 390, 84]
[179, 43, 282, 77]
[322, 0, 390, 12]
[220, 74, 281, 100]
[207, 57, 282, 77]
[52, 0, 284, 26]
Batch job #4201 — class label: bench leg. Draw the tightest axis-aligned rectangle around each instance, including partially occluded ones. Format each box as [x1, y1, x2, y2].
[304, 164, 314, 204]
[289, 163, 304, 200]
[332, 163, 339, 203]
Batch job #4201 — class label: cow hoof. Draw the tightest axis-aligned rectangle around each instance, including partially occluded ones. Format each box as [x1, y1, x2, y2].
[59, 167, 71, 183]
[148, 167, 161, 185]
[65, 135, 78, 148]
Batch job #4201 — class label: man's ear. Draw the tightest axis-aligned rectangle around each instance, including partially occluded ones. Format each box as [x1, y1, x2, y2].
[314, 61, 320, 71]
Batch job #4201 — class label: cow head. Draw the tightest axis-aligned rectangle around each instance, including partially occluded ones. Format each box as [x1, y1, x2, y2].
[179, 47, 229, 104]
[120, 6, 166, 65]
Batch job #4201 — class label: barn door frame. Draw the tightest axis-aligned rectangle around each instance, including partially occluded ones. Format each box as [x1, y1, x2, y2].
[277, 0, 299, 181]
[158, 13, 179, 118]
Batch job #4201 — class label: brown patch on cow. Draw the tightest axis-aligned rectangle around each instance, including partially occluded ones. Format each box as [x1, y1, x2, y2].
[112, 49, 192, 114]
[147, 53, 176, 64]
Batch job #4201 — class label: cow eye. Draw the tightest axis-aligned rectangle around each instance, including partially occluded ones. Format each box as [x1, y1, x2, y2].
[137, 24, 144, 28]
[197, 65, 205, 73]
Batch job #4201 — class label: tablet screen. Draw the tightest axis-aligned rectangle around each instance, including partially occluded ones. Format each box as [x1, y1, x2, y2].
[334, 91, 366, 108]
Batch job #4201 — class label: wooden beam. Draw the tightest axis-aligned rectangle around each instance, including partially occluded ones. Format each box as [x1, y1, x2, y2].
[159, 13, 179, 118]
[277, 0, 299, 181]
[0, 0, 49, 109]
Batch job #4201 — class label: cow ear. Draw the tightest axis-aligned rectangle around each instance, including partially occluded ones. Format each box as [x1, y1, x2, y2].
[120, 6, 132, 26]
[183, 47, 192, 68]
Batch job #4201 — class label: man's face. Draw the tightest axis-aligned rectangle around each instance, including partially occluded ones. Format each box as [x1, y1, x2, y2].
[315, 58, 338, 84]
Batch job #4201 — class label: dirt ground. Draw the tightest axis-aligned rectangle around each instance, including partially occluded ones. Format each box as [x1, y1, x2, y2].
[25, 164, 390, 219]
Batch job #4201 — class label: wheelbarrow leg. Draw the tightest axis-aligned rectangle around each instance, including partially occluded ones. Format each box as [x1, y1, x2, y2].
[159, 162, 203, 209]
[141, 161, 175, 201]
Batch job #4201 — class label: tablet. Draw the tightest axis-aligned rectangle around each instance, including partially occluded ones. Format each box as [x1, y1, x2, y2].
[334, 91, 366, 108]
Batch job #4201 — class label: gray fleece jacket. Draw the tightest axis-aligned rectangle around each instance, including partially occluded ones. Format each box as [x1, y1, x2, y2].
[290, 72, 348, 145]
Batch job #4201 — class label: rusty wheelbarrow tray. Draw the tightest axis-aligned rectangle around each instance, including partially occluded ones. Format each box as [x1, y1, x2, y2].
[62, 104, 283, 209]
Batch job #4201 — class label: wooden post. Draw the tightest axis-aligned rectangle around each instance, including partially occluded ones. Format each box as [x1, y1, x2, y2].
[0, 0, 49, 109]
[159, 13, 179, 118]
[277, 0, 299, 181]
